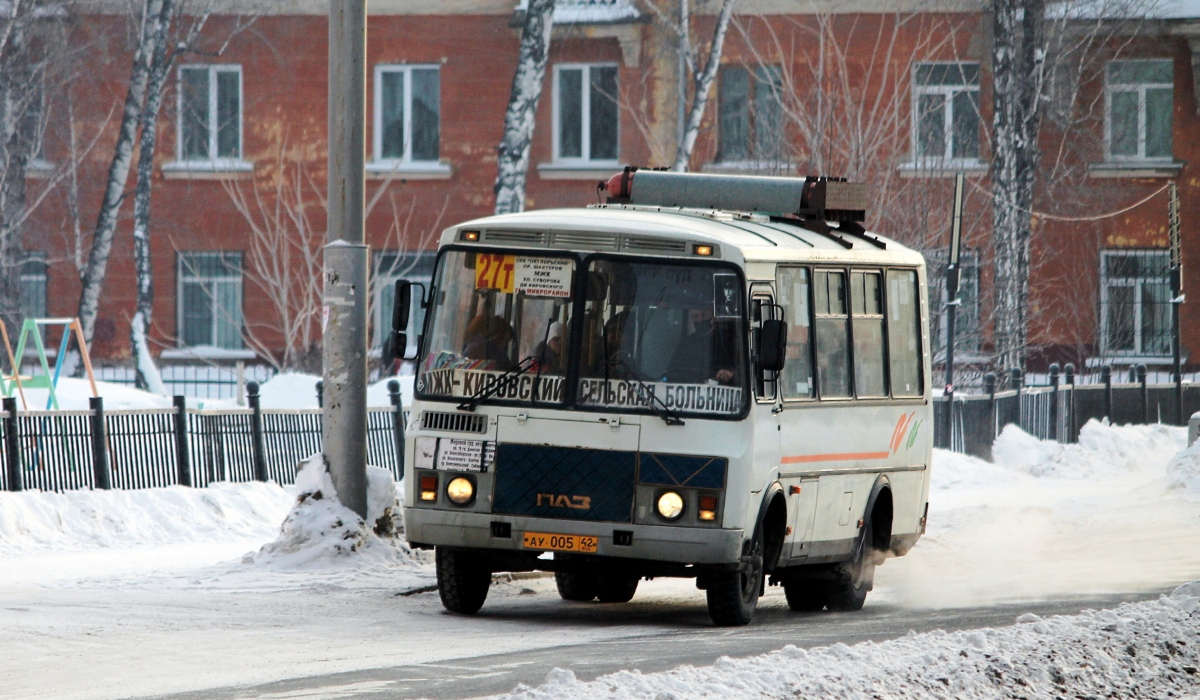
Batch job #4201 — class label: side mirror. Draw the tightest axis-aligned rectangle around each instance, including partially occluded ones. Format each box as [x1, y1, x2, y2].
[759, 319, 787, 373]
[383, 280, 413, 366]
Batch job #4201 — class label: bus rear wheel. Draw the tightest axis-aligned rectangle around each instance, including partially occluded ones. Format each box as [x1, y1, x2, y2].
[706, 530, 763, 626]
[436, 547, 491, 615]
[825, 520, 876, 612]
[596, 573, 639, 603]
[555, 571, 598, 602]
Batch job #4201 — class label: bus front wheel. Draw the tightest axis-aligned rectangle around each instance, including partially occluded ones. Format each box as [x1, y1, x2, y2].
[436, 547, 491, 614]
[706, 530, 763, 626]
[596, 573, 639, 603]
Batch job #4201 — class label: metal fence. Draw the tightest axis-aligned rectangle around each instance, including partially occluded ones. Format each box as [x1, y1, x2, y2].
[934, 363, 1198, 461]
[1, 382, 407, 493]
[90, 363, 278, 401]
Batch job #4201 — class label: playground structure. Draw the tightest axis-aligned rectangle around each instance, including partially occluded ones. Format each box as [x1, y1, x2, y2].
[1, 318, 98, 410]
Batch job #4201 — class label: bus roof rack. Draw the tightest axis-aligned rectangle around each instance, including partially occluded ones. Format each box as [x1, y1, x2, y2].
[601, 168, 868, 224]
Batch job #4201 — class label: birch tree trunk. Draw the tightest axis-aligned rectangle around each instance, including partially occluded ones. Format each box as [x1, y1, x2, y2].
[0, 19, 33, 337]
[129, 0, 175, 394]
[671, 0, 737, 172]
[75, 0, 163, 352]
[493, 0, 555, 215]
[990, 0, 1045, 372]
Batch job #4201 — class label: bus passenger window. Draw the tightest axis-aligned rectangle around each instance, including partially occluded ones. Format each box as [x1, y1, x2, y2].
[777, 267, 813, 399]
[851, 271, 886, 397]
[887, 269, 923, 396]
[814, 270, 850, 398]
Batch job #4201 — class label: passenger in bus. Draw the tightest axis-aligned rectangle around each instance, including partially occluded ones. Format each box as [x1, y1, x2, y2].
[534, 321, 565, 374]
[664, 306, 737, 385]
[462, 314, 517, 370]
[592, 311, 633, 375]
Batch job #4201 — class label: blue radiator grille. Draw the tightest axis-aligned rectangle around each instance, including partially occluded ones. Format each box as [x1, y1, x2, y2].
[493, 444, 637, 522]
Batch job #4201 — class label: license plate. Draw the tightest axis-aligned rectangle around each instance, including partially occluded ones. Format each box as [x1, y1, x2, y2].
[522, 531, 598, 553]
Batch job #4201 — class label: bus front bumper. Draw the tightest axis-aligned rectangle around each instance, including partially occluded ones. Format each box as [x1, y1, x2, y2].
[406, 508, 745, 567]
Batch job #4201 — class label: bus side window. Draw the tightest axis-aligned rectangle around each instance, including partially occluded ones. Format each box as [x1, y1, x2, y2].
[777, 267, 813, 399]
[814, 270, 851, 398]
[851, 270, 887, 397]
[887, 269, 923, 397]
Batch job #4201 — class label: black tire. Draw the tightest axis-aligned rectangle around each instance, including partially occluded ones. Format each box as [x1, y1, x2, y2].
[436, 547, 491, 615]
[783, 579, 827, 612]
[706, 529, 764, 626]
[555, 571, 598, 602]
[595, 573, 639, 603]
[825, 519, 876, 612]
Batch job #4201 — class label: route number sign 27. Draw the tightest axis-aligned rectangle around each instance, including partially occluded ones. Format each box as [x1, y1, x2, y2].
[475, 254, 516, 293]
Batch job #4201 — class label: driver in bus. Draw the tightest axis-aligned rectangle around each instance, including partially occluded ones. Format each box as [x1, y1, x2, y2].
[462, 314, 517, 370]
[663, 304, 737, 385]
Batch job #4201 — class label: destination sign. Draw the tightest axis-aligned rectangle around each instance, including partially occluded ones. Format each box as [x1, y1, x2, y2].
[423, 368, 566, 403]
[577, 378, 742, 415]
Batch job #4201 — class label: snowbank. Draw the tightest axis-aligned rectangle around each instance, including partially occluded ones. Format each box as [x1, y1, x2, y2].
[201, 372, 413, 409]
[1164, 439, 1200, 501]
[15, 376, 171, 411]
[247, 455, 424, 572]
[991, 419, 1184, 480]
[489, 584, 1200, 700]
[0, 481, 292, 556]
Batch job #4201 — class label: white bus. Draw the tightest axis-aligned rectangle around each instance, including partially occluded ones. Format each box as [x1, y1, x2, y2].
[395, 170, 931, 626]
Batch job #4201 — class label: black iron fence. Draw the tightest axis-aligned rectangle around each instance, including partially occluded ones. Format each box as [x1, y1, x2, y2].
[934, 363, 1199, 461]
[1, 381, 408, 493]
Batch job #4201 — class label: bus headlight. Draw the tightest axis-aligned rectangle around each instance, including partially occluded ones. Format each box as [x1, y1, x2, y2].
[656, 491, 685, 520]
[446, 476, 476, 506]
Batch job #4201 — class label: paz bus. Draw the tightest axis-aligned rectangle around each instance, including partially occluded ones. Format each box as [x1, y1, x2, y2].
[393, 170, 931, 626]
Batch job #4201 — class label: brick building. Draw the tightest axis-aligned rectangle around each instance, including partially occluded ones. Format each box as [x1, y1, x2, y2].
[16, 0, 1200, 375]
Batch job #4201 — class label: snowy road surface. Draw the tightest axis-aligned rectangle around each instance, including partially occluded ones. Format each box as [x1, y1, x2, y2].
[2, 421, 1200, 699]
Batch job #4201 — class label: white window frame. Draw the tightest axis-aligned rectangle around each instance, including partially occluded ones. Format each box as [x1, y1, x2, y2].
[552, 62, 620, 166]
[175, 64, 245, 167]
[1105, 59, 1173, 163]
[1099, 249, 1172, 359]
[177, 252, 244, 350]
[20, 257, 47, 320]
[911, 61, 981, 168]
[372, 64, 441, 166]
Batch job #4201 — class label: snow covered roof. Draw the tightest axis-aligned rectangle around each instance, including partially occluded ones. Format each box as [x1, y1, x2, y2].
[515, 0, 641, 24]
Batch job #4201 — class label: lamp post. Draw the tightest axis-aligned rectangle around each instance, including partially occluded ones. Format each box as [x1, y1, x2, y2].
[323, 0, 369, 519]
[943, 172, 965, 449]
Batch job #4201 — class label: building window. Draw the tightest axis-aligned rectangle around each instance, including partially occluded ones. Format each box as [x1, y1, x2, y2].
[1106, 60, 1173, 161]
[553, 63, 618, 163]
[374, 65, 440, 164]
[1100, 250, 1171, 357]
[178, 252, 243, 349]
[179, 65, 242, 162]
[20, 258, 47, 320]
[913, 62, 980, 163]
[373, 251, 436, 354]
[718, 65, 785, 163]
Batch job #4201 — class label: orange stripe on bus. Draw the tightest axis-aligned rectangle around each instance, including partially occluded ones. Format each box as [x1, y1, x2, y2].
[781, 452, 891, 464]
[888, 415, 909, 454]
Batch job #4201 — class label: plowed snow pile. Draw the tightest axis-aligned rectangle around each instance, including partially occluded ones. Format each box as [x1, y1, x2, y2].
[492, 583, 1200, 700]
[879, 420, 1199, 608]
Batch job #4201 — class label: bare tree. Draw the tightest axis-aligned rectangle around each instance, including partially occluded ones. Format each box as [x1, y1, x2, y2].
[223, 147, 444, 371]
[669, 0, 738, 171]
[494, 0, 555, 214]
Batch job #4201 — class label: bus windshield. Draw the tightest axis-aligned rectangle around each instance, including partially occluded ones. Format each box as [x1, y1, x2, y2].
[578, 259, 746, 417]
[419, 250, 575, 404]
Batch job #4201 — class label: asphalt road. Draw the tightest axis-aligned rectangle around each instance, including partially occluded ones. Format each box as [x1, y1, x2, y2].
[146, 582, 1167, 700]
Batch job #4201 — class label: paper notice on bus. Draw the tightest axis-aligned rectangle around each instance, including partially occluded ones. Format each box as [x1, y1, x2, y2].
[577, 378, 743, 415]
[514, 257, 572, 297]
[437, 439, 485, 472]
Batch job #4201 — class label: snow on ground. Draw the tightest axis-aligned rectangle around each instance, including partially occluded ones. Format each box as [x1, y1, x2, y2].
[13, 376, 172, 411]
[197, 371, 414, 409]
[1, 421, 1200, 699]
[490, 584, 1200, 700]
[879, 420, 1200, 608]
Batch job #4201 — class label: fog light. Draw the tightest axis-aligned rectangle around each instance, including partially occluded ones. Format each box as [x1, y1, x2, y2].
[698, 494, 718, 522]
[656, 491, 684, 520]
[462, 230, 480, 241]
[446, 476, 475, 506]
[419, 475, 438, 502]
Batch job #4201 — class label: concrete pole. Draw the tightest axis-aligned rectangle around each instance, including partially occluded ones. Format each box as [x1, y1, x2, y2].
[324, 0, 369, 519]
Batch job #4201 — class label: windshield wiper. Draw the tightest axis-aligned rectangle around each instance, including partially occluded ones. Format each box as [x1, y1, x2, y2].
[607, 357, 684, 426]
[458, 356, 536, 412]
